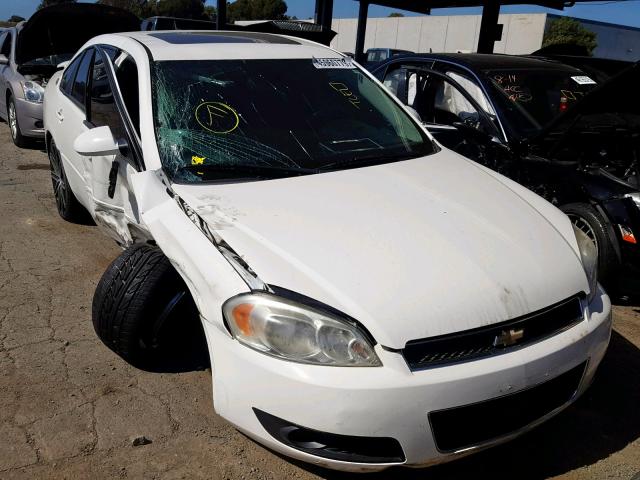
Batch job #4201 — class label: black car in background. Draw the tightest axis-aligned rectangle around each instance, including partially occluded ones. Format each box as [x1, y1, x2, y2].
[372, 54, 640, 293]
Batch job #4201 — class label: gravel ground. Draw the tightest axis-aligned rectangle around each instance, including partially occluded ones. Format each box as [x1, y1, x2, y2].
[0, 125, 639, 480]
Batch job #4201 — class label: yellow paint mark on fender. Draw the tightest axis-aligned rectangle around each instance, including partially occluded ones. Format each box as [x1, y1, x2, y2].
[195, 102, 239, 134]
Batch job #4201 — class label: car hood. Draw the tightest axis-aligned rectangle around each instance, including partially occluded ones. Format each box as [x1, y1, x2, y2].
[16, 3, 140, 67]
[173, 151, 588, 348]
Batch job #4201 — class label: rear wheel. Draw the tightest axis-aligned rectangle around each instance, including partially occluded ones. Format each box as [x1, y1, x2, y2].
[48, 138, 87, 222]
[8, 95, 29, 148]
[560, 202, 619, 286]
[92, 244, 207, 370]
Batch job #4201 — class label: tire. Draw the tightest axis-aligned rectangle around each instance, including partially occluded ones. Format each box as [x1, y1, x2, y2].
[7, 95, 29, 148]
[48, 138, 88, 223]
[560, 202, 619, 285]
[92, 244, 204, 369]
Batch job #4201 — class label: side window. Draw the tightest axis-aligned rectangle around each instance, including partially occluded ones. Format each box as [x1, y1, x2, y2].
[382, 67, 408, 103]
[0, 32, 12, 58]
[70, 49, 94, 110]
[432, 77, 481, 126]
[440, 67, 495, 116]
[60, 55, 82, 95]
[89, 49, 127, 141]
[95, 47, 140, 135]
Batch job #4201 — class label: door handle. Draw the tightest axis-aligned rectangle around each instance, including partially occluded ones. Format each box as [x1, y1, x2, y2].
[56, 108, 64, 122]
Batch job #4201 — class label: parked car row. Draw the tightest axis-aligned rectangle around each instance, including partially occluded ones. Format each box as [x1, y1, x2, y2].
[36, 22, 615, 472]
[371, 53, 639, 295]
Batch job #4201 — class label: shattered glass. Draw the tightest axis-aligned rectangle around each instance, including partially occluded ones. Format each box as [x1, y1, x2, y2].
[152, 59, 433, 183]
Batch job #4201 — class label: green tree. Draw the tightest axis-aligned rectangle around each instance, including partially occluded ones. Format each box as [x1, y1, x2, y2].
[388, 12, 404, 17]
[37, 0, 77, 10]
[228, 0, 288, 21]
[8, 15, 25, 22]
[156, 0, 207, 19]
[542, 17, 597, 55]
[204, 5, 217, 19]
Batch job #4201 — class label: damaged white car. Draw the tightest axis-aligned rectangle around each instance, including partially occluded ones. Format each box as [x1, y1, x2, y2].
[43, 31, 612, 472]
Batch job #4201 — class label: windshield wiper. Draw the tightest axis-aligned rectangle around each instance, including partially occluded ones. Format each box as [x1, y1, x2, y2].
[317, 152, 419, 171]
[181, 163, 319, 179]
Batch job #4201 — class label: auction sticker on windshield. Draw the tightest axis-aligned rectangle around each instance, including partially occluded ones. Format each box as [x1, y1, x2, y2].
[571, 76, 597, 85]
[312, 57, 355, 69]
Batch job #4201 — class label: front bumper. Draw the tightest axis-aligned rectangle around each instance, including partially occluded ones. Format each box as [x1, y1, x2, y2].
[15, 97, 44, 138]
[203, 287, 612, 472]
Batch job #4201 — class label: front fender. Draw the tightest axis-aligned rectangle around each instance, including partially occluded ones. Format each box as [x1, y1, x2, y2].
[130, 170, 249, 331]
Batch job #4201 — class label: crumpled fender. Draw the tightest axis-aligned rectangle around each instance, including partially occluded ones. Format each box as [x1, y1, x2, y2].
[130, 170, 249, 335]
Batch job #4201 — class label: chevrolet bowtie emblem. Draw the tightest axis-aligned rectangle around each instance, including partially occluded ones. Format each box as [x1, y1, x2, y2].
[494, 328, 524, 348]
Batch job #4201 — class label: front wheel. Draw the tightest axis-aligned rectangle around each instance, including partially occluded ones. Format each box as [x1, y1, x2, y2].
[560, 202, 619, 286]
[92, 244, 206, 369]
[8, 95, 29, 148]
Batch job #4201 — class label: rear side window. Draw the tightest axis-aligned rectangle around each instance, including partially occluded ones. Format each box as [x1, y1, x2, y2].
[71, 49, 94, 110]
[60, 54, 83, 97]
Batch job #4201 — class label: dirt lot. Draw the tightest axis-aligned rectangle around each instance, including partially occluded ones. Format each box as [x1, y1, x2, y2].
[0, 125, 639, 480]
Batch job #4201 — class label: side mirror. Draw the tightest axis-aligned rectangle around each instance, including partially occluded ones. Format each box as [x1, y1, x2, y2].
[74, 126, 123, 156]
[57, 60, 70, 71]
[0, 54, 8, 65]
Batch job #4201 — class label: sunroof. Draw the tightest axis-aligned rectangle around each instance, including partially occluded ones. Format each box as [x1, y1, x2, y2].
[149, 32, 300, 45]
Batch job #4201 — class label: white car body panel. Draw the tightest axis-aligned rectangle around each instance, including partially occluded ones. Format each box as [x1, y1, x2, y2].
[173, 151, 588, 348]
[43, 31, 612, 472]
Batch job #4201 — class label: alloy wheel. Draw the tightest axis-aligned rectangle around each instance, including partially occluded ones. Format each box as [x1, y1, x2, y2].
[8, 101, 17, 140]
[49, 145, 68, 214]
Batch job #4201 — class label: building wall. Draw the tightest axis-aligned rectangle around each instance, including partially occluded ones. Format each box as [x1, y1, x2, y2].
[545, 14, 640, 61]
[330, 13, 548, 55]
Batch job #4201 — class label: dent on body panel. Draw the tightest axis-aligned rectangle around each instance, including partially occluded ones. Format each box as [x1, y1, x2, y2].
[130, 170, 253, 324]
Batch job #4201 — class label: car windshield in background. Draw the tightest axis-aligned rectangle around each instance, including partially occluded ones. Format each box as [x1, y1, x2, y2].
[485, 68, 598, 132]
[151, 59, 434, 183]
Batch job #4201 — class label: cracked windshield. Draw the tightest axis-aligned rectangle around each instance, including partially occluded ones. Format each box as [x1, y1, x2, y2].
[152, 58, 434, 182]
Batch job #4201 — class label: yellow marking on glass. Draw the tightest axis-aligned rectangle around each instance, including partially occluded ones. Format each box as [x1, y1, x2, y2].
[195, 101, 240, 134]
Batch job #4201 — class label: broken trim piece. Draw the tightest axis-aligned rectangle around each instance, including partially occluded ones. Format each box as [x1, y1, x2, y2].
[173, 193, 270, 292]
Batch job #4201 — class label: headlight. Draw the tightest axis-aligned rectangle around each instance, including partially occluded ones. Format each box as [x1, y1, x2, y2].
[223, 293, 381, 367]
[21, 81, 45, 103]
[572, 224, 598, 302]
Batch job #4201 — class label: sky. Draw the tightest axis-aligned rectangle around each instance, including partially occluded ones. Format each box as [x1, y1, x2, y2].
[1, 0, 640, 28]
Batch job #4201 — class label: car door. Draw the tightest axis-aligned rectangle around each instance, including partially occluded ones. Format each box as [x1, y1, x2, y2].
[54, 48, 94, 208]
[382, 63, 513, 174]
[83, 46, 143, 245]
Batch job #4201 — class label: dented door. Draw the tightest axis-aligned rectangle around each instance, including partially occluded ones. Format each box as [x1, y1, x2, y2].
[83, 46, 142, 245]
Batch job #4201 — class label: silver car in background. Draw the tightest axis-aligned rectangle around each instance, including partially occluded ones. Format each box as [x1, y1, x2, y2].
[0, 3, 139, 147]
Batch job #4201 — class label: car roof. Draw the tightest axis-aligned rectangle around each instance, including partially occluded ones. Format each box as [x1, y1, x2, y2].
[378, 52, 584, 73]
[100, 30, 340, 61]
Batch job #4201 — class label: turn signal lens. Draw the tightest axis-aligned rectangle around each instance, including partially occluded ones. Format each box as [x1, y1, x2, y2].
[232, 303, 254, 335]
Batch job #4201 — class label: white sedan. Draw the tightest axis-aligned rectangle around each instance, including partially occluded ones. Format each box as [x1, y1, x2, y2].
[43, 31, 611, 472]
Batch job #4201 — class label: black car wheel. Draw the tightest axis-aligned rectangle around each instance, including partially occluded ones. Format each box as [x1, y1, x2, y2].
[48, 138, 87, 222]
[8, 95, 29, 148]
[92, 244, 205, 369]
[561, 203, 619, 285]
